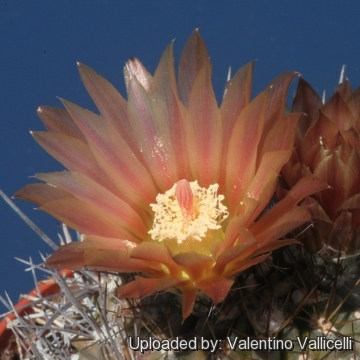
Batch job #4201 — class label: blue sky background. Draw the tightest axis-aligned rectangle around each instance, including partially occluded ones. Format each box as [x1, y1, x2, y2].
[1, 1, 360, 313]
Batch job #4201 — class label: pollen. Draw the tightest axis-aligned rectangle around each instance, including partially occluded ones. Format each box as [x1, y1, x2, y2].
[149, 180, 229, 244]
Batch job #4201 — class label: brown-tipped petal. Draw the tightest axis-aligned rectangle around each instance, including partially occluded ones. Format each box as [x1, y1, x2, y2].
[39, 197, 140, 241]
[335, 79, 353, 101]
[349, 225, 360, 253]
[188, 63, 222, 187]
[322, 92, 356, 131]
[255, 206, 311, 247]
[340, 127, 359, 149]
[214, 217, 244, 256]
[62, 99, 158, 206]
[226, 92, 267, 213]
[197, 277, 234, 305]
[119, 276, 182, 298]
[281, 161, 305, 189]
[292, 77, 323, 136]
[244, 150, 293, 226]
[337, 193, 360, 213]
[251, 176, 329, 237]
[77, 63, 141, 159]
[172, 252, 213, 282]
[14, 183, 71, 204]
[221, 61, 254, 137]
[45, 237, 137, 272]
[302, 197, 332, 223]
[301, 111, 339, 156]
[37, 106, 85, 141]
[14, 184, 127, 248]
[36, 171, 149, 238]
[262, 72, 297, 136]
[153, 43, 191, 180]
[182, 288, 198, 321]
[314, 152, 352, 216]
[172, 251, 211, 267]
[178, 30, 209, 106]
[34, 130, 151, 219]
[302, 143, 328, 172]
[84, 251, 160, 273]
[213, 240, 258, 276]
[127, 77, 178, 191]
[246, 150, 292, 202]
[124, 57, 153, 92]
[118, 280, 140, 298]
[260, 114, 300, 156]
[220, 61, 254, 189]
[130, 242, 178, 273]
[44, 242, 85, 270]
[31, 132, 113, 191]
[84, 235, 140, 247]
[224, 254, 269, 278]
[328, 211, 352, 251]
[252, 239, 300, 256]
[347, 87, 360, 128]
[257, 72, 296, 160]
[153, 41, 178, 98]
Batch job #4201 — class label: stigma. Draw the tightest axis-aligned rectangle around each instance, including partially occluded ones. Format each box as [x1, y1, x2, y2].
[149, 180, 228, 244]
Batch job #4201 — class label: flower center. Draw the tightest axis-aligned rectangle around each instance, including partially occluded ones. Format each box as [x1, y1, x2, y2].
[149, 180, 229, 244]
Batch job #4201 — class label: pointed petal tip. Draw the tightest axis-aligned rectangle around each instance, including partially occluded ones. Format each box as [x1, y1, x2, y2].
[12, 187, 26, 199]
[77, 62, 89, 72]
[181, 288, 198, 322]
[44, 242, 85, 271]
[125, 57, 153, 92]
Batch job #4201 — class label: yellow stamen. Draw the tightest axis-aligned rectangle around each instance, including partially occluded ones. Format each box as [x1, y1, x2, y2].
[149, 180, 228, 244]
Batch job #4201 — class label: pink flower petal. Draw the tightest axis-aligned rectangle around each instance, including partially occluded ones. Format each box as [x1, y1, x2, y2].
[255, 206, 311, 247]
[36, 171, 150, 237]
[14, 183, 70, 203]
[221, 62, 254, 141]
[213, 241, 258, 276]
[153, 43, 192, 180]
[224, 254, 269, 278]
[187, 63, 222, 187]
[182, 288, 198, 321]
[226, 92, 267, 213]
[119, 276, 182, 298]
[37, 106, 85, 141]
[44, 242, 85, 270]
[197, 277, 234, 305]
[78, 63, 142, 161]
[178, 30, 209, 106]
[40, 197, 140, 241]
[124, 57, 153, 92]
[251, 176, 329, 239]
[62, 99, 158, 206]
[32, 132, 111, 190]
[84, 251, 159, 273]
[127, 77, 178, 190]
[130, 242, 178, 272]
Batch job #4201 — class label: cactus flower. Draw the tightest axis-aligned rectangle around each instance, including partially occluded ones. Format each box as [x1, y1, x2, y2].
[15, 31, 327, 320]
[282, 77, 360, 255]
